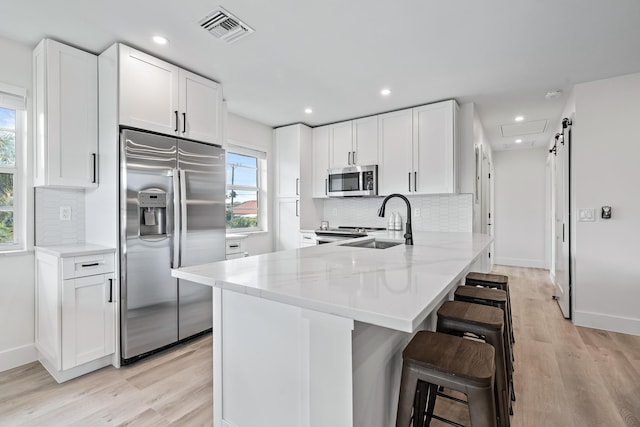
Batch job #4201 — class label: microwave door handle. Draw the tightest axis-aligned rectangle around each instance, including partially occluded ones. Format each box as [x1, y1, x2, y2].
[325, 178, 328, 196]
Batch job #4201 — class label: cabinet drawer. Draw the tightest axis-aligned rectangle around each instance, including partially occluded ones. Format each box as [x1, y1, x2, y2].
[62, 252, 115, 279]
[225, 239, 246, 255]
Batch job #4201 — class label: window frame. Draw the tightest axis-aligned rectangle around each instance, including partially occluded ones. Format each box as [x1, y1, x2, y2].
[0, 87, 26, 252]
[225, 144, 266, 232]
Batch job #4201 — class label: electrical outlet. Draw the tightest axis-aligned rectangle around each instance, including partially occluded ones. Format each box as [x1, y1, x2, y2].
[60, 206, 72, 221]
[415, 208, 421, 217]
[332, 208, 338, 216]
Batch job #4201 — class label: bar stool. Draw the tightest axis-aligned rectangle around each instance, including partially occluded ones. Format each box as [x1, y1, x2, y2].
[437, 301, 510, 427]
[454, 286, 515, 411]
[465, 272, 515, 344]
[396, 330, 497, 427]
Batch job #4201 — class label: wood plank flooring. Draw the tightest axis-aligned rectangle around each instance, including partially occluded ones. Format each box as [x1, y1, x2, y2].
[1, 265, 639, 426]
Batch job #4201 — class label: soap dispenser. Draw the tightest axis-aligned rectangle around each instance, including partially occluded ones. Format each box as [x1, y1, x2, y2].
[394, 212, 403, 231]
[387, 212, 395, 230]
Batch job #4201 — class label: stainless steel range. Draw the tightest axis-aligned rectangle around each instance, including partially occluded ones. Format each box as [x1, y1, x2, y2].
[314, 226, 386, 244]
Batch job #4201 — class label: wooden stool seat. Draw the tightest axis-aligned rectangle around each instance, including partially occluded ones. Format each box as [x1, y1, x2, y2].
[465, 272, 515, 345]
[455, 285, 507, 304]
[437, 301, 510, 427]
[396, 330, 497, 427]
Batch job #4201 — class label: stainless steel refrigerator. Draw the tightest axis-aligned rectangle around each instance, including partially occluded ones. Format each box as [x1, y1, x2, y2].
[120, 129, 225, 363]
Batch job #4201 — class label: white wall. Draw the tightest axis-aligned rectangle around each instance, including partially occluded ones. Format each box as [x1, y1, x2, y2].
[0, 35, 37, 371]
[493, 148, 548, 268]
[226, 112, 274, 255]
[572, 73, 640, 335]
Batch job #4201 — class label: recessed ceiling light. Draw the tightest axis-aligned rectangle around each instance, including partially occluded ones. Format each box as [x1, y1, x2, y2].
[515, 116, 524, 122]
[153, 36, 168, 45]
[304, 108, 313, 114]
[515, 139, 522, 143]
[380, 88, 391, 96]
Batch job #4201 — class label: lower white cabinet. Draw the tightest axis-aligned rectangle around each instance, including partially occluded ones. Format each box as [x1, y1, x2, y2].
[35, 245, 116, 383]
[300, 231, 317, 247]
[275, 198, 300, 251]
[226, 234, 249, 259]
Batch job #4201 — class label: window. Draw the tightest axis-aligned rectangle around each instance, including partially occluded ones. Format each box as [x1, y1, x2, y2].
[226, 146, 266, 231]
[0, 84, 26, 251]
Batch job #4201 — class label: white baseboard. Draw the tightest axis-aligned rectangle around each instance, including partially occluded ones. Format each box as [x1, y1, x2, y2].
[0, 344, 38, 373]
[574, 310, 640, 336]
[494, 257, 547, 269]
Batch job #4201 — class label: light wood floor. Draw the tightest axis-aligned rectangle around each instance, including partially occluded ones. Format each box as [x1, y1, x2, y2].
[1, 265, 639, 426]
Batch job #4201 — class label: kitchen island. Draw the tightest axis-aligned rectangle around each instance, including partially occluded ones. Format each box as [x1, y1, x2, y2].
[172, 231, 492, 427]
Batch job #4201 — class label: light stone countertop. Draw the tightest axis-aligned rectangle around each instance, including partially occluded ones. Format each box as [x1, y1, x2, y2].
[35, 243, 116, 258]
[172, 231, 492, 332]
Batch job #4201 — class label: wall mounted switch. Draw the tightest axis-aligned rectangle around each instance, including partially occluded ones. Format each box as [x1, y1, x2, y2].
[578, 208, 595, 222]
[415, 208, 421, 217]
[601, 206, 612, 219]
[332, 208, 338, 216]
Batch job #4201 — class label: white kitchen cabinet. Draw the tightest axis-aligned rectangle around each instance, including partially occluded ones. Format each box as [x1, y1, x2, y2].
[412, 101, 458, 194]
[275, 198, 300, 251]
[119, 45, 222, 144]
[274, 124, 319, 250]
[329, 121, 353, 168]
[226, 234, 248, 259]
[329, 117, 378, 168]
[352, 116, 379, 166]
[378, 100, 458, 195]
[378, 108, 414, 195]
[33, 39, 98, 188]
[35, 245, 116, 383]
[312, 125, 330, 198]
[275, 125, 302, 198]
[300, 231, 317, 247]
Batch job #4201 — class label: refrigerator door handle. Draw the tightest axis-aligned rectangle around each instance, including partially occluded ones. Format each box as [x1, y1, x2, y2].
[179, 169, 188, 268]
[172, 169, 181, 269]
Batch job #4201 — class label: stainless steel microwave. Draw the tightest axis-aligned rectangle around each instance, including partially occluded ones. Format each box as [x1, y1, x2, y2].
[327, 165, 378, 197]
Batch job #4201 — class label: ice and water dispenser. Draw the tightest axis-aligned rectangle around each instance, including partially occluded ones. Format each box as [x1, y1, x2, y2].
[138, 190, 167, 237]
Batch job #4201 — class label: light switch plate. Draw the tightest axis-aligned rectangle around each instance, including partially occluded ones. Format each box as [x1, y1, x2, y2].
[578, 208, 595, 222]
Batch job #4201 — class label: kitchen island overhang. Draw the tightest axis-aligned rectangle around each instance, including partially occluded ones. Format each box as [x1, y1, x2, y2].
[172, 231, 492, 427]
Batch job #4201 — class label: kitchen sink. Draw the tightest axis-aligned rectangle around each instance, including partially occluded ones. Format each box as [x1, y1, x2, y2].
[339, 239, 402, 249]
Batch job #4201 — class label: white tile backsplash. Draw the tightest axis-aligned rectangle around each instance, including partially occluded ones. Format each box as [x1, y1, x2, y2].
[35, 188, 86, 246]
[322, 194, 472, 232]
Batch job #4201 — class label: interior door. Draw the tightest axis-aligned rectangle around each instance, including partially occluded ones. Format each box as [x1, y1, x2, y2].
[481, 149, 494, 269]
[554, 121, 571, 318]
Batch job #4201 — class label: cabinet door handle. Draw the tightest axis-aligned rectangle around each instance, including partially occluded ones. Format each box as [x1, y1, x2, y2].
[348, 152, 352, 165]
[174, 110, 179, 132]
[296, 200, 299, 217]
[229, 244, 240, 248]
[408, 172, 411, 192]
[352, 151, 356, 165]
[296, 178, 300, 195]
[91, 153, 97, 184]
[414, 171, 417, 192]
[325, 178, 328, 195]
[182, 112, 186, 133]
[108, 278, 113, 303]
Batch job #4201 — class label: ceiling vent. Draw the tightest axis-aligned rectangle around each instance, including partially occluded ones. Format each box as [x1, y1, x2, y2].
[500, 120, 548, 137]
[199, 7, 255, 44]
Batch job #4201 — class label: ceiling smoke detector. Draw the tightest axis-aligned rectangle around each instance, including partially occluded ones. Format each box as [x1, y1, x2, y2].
[545, 90, 563, 100]
[199, 7, 255, 44]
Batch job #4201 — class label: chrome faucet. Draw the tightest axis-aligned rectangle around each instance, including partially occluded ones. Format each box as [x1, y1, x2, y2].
[377, 194, 413, 245]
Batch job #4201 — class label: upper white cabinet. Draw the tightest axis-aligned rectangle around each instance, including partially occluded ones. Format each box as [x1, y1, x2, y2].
[378, 100, 458, 195]
[33, 39, 98, 188]
[352, 116, 379, 166]
[328, 117, 378, 168]
[413, 101, 457, 194]
[312, 125, 329, 198]
[378, 108, 414, 195]
[275, 125, 302, 198]
[119, 45, 222, 144]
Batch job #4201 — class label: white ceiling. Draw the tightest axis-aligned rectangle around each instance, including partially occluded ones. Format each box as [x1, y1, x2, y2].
[2, 0, 640, 151]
